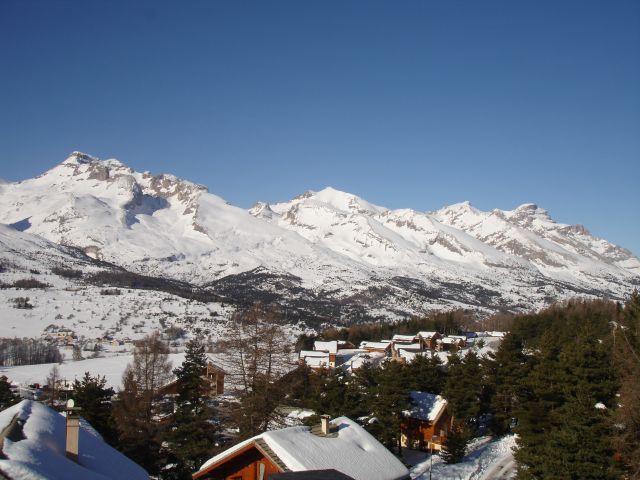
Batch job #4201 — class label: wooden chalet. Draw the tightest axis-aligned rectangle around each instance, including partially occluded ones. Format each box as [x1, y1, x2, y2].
[358, 341, 392, 355]
[417, 332, 442, 350]
[193, 416, 410, 480]
[160, 359, 225, 398]
[400, 391, 453, 451]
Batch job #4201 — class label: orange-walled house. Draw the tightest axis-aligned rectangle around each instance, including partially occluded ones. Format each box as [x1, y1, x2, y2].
[401, 391, 453, 451]
[193, 416, 410, 480]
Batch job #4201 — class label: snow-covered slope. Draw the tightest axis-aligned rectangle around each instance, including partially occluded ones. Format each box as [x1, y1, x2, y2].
[1, 152, 638, 326]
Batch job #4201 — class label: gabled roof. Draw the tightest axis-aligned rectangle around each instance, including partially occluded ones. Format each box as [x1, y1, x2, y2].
[417, 331, 439, 339]
[0, 400, 148, 480]
[403, 391, 448, 423]
[391, 334, 416, 342]
[314, 341, 338, 354]
[359, 341, 391, 350]
[194, 417, 409, 480]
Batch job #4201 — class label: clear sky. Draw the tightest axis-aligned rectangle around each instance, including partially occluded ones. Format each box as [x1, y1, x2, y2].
[1, 0, 639, 254]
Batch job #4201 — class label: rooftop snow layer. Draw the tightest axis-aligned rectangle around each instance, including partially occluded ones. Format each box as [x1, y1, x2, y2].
[404, 392, 448, 423]
[198, 417, 409, 480]
[0, 400, 149, 480]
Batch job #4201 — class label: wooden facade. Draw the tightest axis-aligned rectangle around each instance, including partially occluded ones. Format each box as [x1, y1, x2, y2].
[193, 442, 283, 480]
[160, 360, 225, 398]
[400, 409, 453, 451]
[418, 332, 442, 350]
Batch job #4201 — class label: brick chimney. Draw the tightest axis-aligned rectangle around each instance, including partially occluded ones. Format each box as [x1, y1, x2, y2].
[65, 400, 80, 462]
[320, 415, 331, 435]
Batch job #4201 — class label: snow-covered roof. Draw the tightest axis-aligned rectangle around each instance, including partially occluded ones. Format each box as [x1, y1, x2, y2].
[0, 400, 148, 480]
[393, 342, 422, 350]
[392, 334, 417, 342]
[440, 337, 465, 344]
[314, 341, 339, 354]
[304, 357, 331, 368]
[417, 331, 439, 339]
[340, 351, 386, 372]
[359, 341, 391, 350]
[300, 350, 330, 359]
[196, 417, 409, 480]
[404, 392, 448, 423]
[397, 349, 429, 362]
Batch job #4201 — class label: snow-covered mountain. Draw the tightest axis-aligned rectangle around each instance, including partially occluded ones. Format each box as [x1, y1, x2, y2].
[1, 152, 638, 328]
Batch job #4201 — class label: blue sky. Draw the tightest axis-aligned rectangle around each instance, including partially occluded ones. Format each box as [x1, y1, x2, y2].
[1, 0, 639, 254]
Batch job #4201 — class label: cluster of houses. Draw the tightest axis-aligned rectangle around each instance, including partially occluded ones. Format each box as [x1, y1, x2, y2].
[299, 331, 506, 371]
[41, 326, 131, 349]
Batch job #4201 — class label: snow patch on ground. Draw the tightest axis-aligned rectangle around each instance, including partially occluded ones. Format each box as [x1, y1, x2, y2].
[410, 435, 517, 480]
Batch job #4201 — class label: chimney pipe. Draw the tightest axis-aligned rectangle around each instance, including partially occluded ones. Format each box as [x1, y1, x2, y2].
[320, 415, 331, 435]
[65, 400, 80, 462]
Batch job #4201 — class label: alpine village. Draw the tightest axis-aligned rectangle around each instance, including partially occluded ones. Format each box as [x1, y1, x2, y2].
[2, 2, 640, 480]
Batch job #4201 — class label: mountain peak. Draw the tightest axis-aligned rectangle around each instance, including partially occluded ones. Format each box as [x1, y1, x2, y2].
[65, 151, 100, 164]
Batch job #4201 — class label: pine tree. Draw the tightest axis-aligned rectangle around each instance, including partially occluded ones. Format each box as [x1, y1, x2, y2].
[486, 333, 530, 435]
[368, 360, 411, 455]
[515, 321, 620, 480]
[406, 354, 445, 395]
[0, 376, 18, 410]
[72, 372, 117, 445]
[614, 290, 640, 477]
[441, 421, 470, 464]
[443, 352, 484, 432]
[163, 340, 218, 480]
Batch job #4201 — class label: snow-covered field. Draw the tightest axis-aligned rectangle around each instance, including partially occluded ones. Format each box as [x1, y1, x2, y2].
[410, 435, 517, 480]
[0, 352, 188, 390]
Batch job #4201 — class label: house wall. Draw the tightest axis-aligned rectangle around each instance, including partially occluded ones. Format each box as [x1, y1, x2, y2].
[400, 412, 453, 451]
[194, 447, 280, 480]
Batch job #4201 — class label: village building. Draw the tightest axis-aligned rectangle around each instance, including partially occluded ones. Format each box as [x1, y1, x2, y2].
[358, 341, 392, 355]
[400, 391, 453, 452]
[159, 357, 225, 398]
[391, 334, 418, 343]
[417, 332, 442, 350]
[299, 350, 334, 369]
[300, 340, 360, 370]
[192, 416, 410, 480]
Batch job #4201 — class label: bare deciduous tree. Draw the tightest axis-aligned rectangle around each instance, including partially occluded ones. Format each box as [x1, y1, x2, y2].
[125, 331, 173, 398]
[217, 304, 293, 438]
[45, 365, 61, 406]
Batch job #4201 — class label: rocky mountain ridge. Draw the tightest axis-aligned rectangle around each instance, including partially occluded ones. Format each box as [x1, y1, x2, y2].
[1, 152, 638, 325]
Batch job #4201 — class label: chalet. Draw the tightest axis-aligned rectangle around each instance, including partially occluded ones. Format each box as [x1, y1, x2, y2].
[435, 336, 466, 351]
[193, 416, 410, 480]
[160, 358, 225, 398]
[391, 334, 418, 343]
[400, 391, 453, 451]
[391, 342, 422, 360]
[358, 341, 392, 355]
[313, 340, 356, 353]
[301, 341, 362, 370]
[299, 350, 334, 369]
[417, 332, 442, 350]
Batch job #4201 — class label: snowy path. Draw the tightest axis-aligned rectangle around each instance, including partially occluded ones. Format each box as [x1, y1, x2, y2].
[410, 435, 517, 480]
[479, 456, 516, 480]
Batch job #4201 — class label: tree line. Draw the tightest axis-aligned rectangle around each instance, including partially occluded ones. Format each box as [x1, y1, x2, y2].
[0, 338, 62, 366]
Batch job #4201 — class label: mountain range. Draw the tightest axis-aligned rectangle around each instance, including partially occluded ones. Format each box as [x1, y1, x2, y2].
[1, 152, 638, 326]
